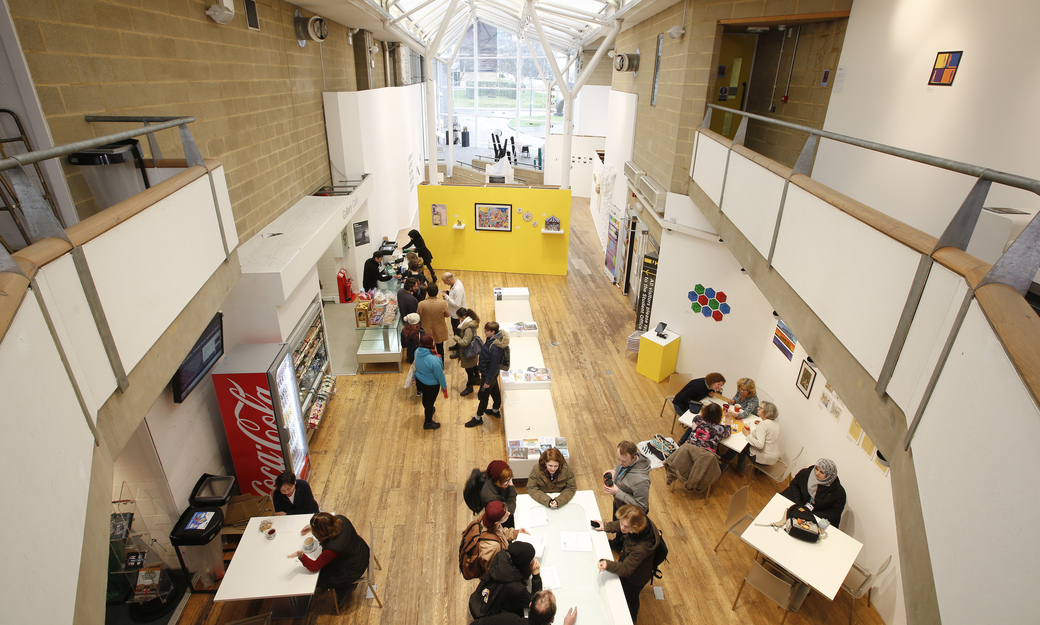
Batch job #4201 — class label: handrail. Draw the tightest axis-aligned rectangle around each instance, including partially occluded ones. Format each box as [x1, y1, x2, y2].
[705, 104, 1040, 196]
[0, 116, 194, 172]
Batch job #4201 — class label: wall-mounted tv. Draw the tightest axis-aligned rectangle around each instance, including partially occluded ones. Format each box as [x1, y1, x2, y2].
[171, 312, 224, 403]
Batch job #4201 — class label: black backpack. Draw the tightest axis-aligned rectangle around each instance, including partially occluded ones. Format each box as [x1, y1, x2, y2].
[468, 574, 507, 620]
[498, 345, 511, 370]
[652, 532, 669, 580]
[463, 468, 487, 513]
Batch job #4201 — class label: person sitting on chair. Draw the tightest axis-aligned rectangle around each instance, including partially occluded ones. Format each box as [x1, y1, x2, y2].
[672, 372, 725, 416]
[593, 505, 662, 621]
[471, 589, 578, 625]
[272, 471, 319, 516]
[290, 512, 370, 607]
[781, 458, 846, 528]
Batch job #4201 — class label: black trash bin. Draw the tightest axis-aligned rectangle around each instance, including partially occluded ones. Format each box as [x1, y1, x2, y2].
[170, 506, 224, 593]
[188, 473, 236, 508]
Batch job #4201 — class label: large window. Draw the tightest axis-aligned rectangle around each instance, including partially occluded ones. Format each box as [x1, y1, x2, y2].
[443, 22, 570, 162]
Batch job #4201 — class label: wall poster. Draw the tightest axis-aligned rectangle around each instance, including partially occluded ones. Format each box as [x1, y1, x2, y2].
[353, 220, 370, 246]
[431, 203, 447, 226]
[475, 203, 512, 232]
[605, 213, 620, 278]
[773, 320, 797, 361]
[634, 253, 658, 332]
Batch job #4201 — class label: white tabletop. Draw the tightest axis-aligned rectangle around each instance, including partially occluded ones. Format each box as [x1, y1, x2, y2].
[639, 329, 680, 347]
[740, 493, 862, 600]
[495, 300, 534, 322]
[508, 336, 545, 368]
[494, 287, 530, 300]
[677, 396, 756, 452]
[215, 514, 320, 602]
[514, 492, 633, 625]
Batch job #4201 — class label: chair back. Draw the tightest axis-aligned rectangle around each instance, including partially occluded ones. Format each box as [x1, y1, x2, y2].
[725, 485, 750, 529]
[745, 559, 797, 609]
[841, 506, 855, 536]
[782, 446, 804, 480]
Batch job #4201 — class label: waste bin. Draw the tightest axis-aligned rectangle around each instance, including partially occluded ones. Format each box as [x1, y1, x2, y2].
[68, 139, 151, 210]
[170, 506, 224, 593]
[188, 474, 236, 509]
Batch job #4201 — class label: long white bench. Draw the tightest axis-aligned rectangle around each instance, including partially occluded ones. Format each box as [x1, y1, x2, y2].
[493, 289, 562, 476]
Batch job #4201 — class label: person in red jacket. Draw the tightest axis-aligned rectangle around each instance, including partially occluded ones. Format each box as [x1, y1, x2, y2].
[289, 512, 370, 608]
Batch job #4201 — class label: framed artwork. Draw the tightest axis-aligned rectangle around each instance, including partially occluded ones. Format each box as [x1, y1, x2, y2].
[475, 203, 512, 232]
[431, 203, 447, 226]
[796, 359, 816, 398]
[928, 51, 962, 86]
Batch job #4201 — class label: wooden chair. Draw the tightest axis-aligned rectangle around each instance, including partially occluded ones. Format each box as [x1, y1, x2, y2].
[841, 555, 891, 624]
[751, 446, 803, 491]
[714, 485, 753, 552]
[320, 522, 384, 614]
[659, 373, 694, 434]
[732, 559, 798, 624]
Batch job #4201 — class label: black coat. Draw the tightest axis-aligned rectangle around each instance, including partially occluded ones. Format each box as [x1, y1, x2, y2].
[781, 466, 847, 528]
[317, 515, 370, 590]
[271, 479, 319, 516]
[363, 258, 392, 291]
[403, 230, 433, 265]
[673, 377, 712, 412]
[396, 288, 419, 318]
[469, 550, 542, 619]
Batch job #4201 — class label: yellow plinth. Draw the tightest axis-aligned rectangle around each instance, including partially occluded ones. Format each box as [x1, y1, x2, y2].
[636, 331, 680, 383]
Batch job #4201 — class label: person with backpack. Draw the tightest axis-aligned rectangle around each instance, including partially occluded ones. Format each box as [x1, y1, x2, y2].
[480, 460, 517, 527]
[593, 505, 663, 622]
[460, 501, 527, 580]
[454, 308, 483, 396]
[468, 541, 542, 620]
[466, 321, 509, 428]
[471, 589, 578, 625]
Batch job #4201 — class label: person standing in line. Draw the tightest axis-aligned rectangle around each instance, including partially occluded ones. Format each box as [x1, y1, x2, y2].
[480, 460, 518, 522]
[362, 250, 394, 292]
[397, 277, 420, 319]
[442, 272, 467, 358]
[593, 505, 662, 622]
[402, 229, 435, 284]
[402, 313, 421, 366]
[272, 471, 319, 516]
[417, 283, 451, 356]
[413, 335, 448, 430]
[466, 321, 508, 428]
[403, 254, 429, 291]
[454, 308, 483, 396]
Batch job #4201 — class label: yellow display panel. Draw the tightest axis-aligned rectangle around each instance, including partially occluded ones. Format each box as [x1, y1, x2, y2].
[416, 184, 571, 275]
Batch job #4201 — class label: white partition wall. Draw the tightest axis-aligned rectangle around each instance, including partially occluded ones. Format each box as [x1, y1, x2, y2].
[719, 152, 787, 256]
[912, 301, 1040, 625]
[691, 133, 730, 206]
[599, 89, 638, 249]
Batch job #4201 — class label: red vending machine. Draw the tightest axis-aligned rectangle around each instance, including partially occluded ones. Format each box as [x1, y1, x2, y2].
[211, 343, 310, 496]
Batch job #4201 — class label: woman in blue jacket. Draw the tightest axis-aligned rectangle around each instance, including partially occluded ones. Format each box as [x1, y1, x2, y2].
[414, 335, 448, 430]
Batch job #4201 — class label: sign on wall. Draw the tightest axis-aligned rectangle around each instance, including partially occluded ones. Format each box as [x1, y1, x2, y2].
[353, 220, 370, 246]
[635, 253, 658, 331]
[605, 213, 620, 278]
[773, 319, 797, 360]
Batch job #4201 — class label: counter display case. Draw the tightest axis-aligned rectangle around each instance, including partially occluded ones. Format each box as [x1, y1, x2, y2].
[289, 298, 331, 427]
[356, 306, 402, 374]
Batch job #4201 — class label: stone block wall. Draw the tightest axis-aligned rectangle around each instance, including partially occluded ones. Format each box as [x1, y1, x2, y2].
[9, 0, 367, 241]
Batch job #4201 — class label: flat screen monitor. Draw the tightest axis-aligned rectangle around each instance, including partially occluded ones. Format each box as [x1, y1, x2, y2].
[171, 312, 224, 403]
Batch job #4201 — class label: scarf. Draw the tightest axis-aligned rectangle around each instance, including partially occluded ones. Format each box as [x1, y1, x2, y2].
[807, 458, 838, 501]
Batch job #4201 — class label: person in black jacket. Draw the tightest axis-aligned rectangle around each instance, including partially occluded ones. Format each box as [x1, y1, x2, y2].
[480, 460, 517, 527]
[469, 542, 541, 620]
[402, 229, 435, 284]
[672, 372, 725, 416]
[362, 250, 394, 292]
[272, 472, 319, 516]
[396, 277, 420, 319]
[594, 504, 662, 621]
[290, 512, 370, 606]
[466, 322, 507, 428]
[780, 458, 847, 528]
[471, 590, 578, 625]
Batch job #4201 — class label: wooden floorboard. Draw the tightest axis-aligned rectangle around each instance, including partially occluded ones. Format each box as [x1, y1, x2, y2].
[176, 198, 887, 625]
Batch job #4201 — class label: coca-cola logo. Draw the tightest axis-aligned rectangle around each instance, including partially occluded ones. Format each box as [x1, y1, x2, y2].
[228, 381, 285, 493]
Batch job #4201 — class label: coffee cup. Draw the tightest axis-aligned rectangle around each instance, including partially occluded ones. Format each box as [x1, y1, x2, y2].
[303, 536, 315, 551]
[265, 528, 277, 540]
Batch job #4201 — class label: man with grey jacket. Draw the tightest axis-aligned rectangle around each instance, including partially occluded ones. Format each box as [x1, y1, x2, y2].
[603, 440, 651, 550]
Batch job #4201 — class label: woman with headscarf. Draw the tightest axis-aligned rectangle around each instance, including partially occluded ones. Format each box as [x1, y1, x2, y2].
[402, 229, 435, 284]
[780, 458, 847, 528]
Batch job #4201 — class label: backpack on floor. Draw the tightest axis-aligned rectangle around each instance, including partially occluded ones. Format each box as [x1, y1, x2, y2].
[463, 468, 488, 513]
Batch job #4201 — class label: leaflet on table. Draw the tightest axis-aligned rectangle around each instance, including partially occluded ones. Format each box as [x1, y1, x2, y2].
[508, 321, 538, 332]
[500, 368, 551, 384]
[540, 565, 562, 589]
[523, 506, 550, 527]
[515, 532, 545, 557]
[560, 531, 593, 552]
[508, 437, 568, 459]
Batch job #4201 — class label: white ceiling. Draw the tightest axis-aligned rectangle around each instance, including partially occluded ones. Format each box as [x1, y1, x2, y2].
[291, 0, 676, 59]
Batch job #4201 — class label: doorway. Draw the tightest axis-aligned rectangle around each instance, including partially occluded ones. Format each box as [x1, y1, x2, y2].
[709, 34, 758, 139]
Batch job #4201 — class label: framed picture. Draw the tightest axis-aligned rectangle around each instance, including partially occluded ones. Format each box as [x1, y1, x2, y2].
[431, 203, 447, 226]
[475, 203, 512, 232]
[796, 359, 816, 398]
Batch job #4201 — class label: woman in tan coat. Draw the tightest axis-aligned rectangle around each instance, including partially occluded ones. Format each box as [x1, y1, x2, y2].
[527, 448, 577, 509]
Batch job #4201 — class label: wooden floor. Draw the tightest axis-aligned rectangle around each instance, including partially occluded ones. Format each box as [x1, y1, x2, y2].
[178, 199, 886, 625]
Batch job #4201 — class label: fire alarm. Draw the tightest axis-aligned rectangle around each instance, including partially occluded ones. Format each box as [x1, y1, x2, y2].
[780, 95, 789, 103]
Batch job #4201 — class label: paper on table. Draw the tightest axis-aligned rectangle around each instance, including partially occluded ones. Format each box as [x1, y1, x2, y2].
[524, 507, 550, 527]
[540, 565, 562, 589]
[560, 531, 593, 552]
[515, 532, 545, 557]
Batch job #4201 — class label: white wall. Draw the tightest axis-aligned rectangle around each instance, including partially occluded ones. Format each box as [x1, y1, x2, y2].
[599, 90, 638, 252]
[814, 0, 1040, 237]
[544, 134, 606, 197]
[112, 421, 181, 552]
[574, 85, 611, 137]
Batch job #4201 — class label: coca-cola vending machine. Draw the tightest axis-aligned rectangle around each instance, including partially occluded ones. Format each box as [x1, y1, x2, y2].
[211, 343, 310, 497]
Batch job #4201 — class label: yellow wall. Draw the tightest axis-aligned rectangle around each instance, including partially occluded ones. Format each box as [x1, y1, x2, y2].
[417, 185, 571, 276]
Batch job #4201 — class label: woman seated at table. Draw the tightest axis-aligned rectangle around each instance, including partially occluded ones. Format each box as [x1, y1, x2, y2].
[725, 377, 760, 418]
[735, 401, 781, 473]
[475, 501, 528, 577]
[481, 460, 518, 528]
[781, 458, 846, 528]
[469, 542, 542, 620]
[527, 448, 577, 509]
[677, 402, 730, 454]
[672, 372, 725, 416]
[272, 471, 319, 516]
[290, 512, 370, 604]
[593, 504, 663, 621]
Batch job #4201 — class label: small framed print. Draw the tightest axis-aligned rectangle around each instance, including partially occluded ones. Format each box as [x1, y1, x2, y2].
[475, 203, 512, 232]
[796, 359, 816, 399]
[928, 51, 962, 86]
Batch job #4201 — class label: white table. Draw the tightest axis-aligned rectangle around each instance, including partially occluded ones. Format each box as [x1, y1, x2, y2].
[215, 514, 320, 618]
[514, 492, 633, 625]
[495, 299, 534, 323]
[740, 493, 862, 603]
[678, 400, 757, 453]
